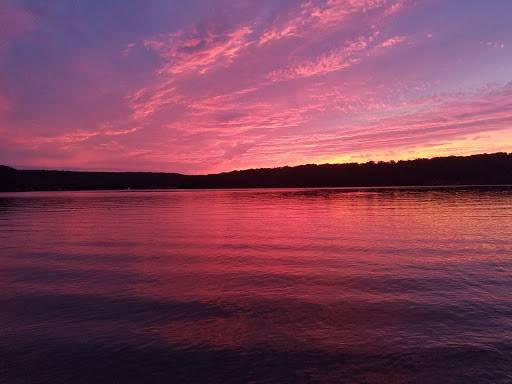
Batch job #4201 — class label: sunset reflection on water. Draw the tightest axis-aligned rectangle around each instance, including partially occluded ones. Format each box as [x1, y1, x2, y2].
[0, 187, 511, 383]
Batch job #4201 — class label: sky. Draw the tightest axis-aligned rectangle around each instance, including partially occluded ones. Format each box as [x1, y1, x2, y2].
[1, 0, 511, 174]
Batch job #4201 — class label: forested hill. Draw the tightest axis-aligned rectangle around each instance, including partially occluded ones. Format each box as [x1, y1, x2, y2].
[0, 166, 184, 192]
[1, 152, 512, 192]
[181, 152, 512, 189]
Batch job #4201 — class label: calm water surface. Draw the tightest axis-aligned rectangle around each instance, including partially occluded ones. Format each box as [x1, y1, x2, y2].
[0, 187, 511, 383]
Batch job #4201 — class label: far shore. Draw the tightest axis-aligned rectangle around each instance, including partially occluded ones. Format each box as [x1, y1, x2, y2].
[1, 152, 511, 192]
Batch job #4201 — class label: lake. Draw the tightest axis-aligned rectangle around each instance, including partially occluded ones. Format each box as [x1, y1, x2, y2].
[0, 187, 511, 383]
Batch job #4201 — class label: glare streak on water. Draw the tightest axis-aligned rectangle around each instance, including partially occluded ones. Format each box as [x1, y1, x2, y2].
[0, 187, 511, 383]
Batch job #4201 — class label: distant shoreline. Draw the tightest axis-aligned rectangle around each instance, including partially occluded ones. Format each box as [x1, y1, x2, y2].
[1, 152, 512, 192]
[3, 184, 512, 195]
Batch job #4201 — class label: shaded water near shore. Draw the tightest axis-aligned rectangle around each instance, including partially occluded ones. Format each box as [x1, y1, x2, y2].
[0, 187, 511, 383]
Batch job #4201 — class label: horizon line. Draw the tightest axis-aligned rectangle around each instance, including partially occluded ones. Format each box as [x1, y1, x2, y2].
[4, 151, 511, 176]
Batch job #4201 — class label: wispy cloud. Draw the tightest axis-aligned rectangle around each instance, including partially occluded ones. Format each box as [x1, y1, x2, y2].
[143, 25, 253, 75]
[268, 32, 406, 81]
[481, 41, 505, 49]
[259, 0, 407, 45]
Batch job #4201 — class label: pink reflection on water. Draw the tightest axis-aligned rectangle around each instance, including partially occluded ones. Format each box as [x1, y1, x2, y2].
[0, 188, 511, 355]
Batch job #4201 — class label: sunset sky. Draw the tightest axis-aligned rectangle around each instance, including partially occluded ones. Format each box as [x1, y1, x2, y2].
[1, 0, 511, 174]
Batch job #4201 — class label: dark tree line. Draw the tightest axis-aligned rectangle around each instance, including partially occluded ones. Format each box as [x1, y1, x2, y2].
[1, 152, 512, 192]
[181, 152, 512, 188]
[0, 166, 184, 192]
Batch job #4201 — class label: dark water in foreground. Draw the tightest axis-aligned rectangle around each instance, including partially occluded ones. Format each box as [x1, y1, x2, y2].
[0, 187, 511, 383]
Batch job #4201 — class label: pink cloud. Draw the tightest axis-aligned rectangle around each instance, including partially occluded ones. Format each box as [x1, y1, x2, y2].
[121, 43, 135, 56]
[481, 41, 506, 49]
[99, 123, 142, 136]
[259, 0, 407, 46]
[268, 33, 405, 81]
[143, 26, 253, 75]
[127, 80, 181, 121]
[378, 35, 406, 48]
